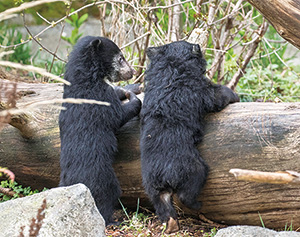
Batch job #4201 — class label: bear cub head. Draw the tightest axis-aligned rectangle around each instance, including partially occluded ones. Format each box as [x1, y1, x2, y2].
[66, 36, 136, 84]
[146, 40, 207, 76]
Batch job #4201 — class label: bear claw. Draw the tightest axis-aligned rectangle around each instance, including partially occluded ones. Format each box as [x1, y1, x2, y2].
[165, 217, 180, 234]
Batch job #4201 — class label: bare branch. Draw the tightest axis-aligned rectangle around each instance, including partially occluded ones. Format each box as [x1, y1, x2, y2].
[0, 98, 110, 118]
[22, 14, 67, 63]
[0, 51, 14, 59]
[0, 0, 68, 22]
[0, 187, 19, 197]
[0, 61, 70, 85]
[227, 22, 269, 90]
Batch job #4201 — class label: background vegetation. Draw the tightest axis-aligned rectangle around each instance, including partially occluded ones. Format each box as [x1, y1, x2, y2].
[0, 0, 299, 102]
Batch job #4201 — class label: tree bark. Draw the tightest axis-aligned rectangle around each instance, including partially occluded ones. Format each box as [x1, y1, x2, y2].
[246, 0, 300, 50]
[1, 80, 300, 229]
[170, 0, 181, 42]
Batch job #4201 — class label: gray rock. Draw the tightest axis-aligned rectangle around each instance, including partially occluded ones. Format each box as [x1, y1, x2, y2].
[215, 226, 300, 237]
[0, 183, 105, 237]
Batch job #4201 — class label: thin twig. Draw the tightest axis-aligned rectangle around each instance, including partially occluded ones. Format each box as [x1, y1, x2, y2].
[263, 37, 299, 78]
[142, 0, 194, 11]
[0, 61, 70, 85]
[22, 13, 67, 63]
[36, 12, 51, 24]
[121, 31, 151, 49]
[227, 22, 269, 90]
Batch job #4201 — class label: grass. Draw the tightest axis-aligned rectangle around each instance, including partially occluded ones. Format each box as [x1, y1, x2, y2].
[258, 212, 297, 232]
[105, 206, 300, 236]
[105, 200, 221, 236]
[258, 212, 266, 229]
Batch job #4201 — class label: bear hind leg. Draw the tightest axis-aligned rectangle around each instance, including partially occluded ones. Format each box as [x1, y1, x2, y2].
[89, 166, 121, 226]
[148, 188, 179, 233]
[177, 169, 208, 210]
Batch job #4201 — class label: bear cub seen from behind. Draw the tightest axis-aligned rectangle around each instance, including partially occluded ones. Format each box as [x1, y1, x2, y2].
[140, 41, 239, 233]
[59, 36, 141, 225]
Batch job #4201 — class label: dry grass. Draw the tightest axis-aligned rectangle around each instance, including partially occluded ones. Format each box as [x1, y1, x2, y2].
[106, 205, 224, 237]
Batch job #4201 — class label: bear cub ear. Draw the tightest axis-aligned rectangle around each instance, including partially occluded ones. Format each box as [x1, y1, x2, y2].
[192, 44, 202, 56]
[90, 39, 102, 48]
[146, 46, 164, 59]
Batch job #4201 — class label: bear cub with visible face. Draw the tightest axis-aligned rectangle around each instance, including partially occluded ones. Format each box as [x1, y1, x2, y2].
[140, 41, 239, 233]
[59, 36, 141, 225]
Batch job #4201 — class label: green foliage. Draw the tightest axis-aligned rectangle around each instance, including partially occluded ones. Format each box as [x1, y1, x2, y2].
[259, 26, 294, 70]
[204, 227, 218, 237]
[33, 54, 65, 77]
[117, 199, 216, 236]
[237, 52, 300, 102]
[155, 8, 169, 33]
[61, 9, 88, 45]
[117, 198, 153, 235]
[206, 21, 300, 102]
[0, 0, 299, 101]
[14, 0, 24, 6]
[0, 25, 31, 64]
[0, 25, 65, 77]
[0, 181, 47, 202]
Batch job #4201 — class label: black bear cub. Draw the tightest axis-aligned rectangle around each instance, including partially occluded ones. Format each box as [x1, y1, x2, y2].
[59, 36, 141, 225]
[140, 41, 239, 233]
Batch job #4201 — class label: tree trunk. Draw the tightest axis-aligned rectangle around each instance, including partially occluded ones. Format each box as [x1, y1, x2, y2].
[246, 0, 300, 50]
[1, 80, 300, 229]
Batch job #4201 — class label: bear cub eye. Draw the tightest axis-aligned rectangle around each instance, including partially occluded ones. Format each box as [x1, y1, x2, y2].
[119, 55, 125, 64]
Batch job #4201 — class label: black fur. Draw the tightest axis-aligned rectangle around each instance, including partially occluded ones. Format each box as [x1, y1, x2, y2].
[59, 36, 141, 225]
[140, 41, 239, 232]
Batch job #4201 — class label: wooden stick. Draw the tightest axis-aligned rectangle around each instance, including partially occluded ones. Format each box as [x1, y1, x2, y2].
[230, 168, 300, 185]
[0, 187, 20, 197]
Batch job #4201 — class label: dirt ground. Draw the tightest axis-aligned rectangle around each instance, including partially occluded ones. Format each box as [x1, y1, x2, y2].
[105, 208, 226, 237]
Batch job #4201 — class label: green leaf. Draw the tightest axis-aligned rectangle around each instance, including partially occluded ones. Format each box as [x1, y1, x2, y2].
[75, 33, 83, 42]
[3, 195, 10, 201]
[65, 18, 73, 25]
[70, 12, 78, 22]
[61, 36, 68, 41]
[78, 13, 88, 27]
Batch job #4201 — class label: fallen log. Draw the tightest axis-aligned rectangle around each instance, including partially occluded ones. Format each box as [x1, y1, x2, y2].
[246, 0, 300, 50]
[0, 79, 300, 229]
